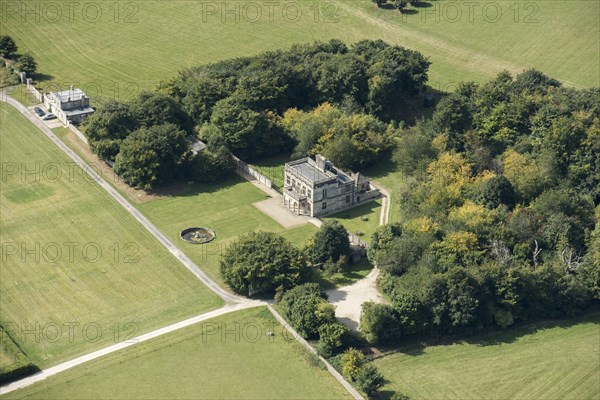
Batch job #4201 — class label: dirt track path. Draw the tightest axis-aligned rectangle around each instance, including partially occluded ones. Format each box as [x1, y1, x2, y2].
[326, 268, 384, 330]
[326, 185, 390, 330]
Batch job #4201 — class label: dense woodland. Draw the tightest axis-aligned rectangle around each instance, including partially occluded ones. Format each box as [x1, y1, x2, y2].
[362, 70, 600, 345]
[83, 39, 429, 188]
[83, 38, 599, 364]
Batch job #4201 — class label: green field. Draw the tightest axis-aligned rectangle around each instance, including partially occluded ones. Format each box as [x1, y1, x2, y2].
[374, 312, 600, 399]
[345, 0, 599, 89]
[136, 178, 319, 288]
[0, 326, 37, 383]
[5, 307, 351, 399]
[364, 157, 407, 225]
[0, 103, 222, 367]
[2, 0, 596, 106]
[251, 153, 290, 191]
[324, 200, 382, 242]
[50, 116, 374, 291]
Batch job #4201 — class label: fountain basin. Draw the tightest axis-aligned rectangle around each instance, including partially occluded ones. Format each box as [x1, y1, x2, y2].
[180, 227, 216, 244]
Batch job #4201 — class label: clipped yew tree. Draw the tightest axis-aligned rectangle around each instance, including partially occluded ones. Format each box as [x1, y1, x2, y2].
[220, 231, 310, 296]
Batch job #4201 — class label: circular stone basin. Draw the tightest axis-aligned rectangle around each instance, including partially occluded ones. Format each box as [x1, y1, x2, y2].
[180, 227, 216, 244]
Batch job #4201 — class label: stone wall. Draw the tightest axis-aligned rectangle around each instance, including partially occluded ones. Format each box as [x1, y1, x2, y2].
[233, 155, 272, 189]
[25, 79, 43, 102]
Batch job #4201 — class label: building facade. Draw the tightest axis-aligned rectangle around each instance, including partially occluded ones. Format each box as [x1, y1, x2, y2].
[43, 87, 94, 125]
[283, 155, 380, 217]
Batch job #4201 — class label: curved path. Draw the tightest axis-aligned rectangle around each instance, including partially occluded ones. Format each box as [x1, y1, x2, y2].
[0, 92, 362, 399]
[326, 184, 390, 330]
[326, 268, 384, 330]
[0, 303, 259, 395]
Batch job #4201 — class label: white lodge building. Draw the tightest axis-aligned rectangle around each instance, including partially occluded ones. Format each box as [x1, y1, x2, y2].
[43, 87, 94, 125]
[283, 155, 380, 217]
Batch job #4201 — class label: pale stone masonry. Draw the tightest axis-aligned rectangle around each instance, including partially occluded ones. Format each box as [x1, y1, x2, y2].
[43, 86, 94, 125]
[283, 154, 380, 217]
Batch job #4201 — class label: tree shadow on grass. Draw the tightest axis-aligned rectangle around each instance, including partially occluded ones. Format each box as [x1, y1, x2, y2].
[30, 72, 53, 82]
[372, 309, 600, 360]
[412, 1, 433, 8]
[379, 3, 397, 10]
[337, 317, 359, 331]
[363, 156, 399, 181]
[149, 175, 248, 199]
[463, 311, 600, 347]
[447, 312, 599, 348]
[372, 389, 398, 400]
[400, 9, 419, 15]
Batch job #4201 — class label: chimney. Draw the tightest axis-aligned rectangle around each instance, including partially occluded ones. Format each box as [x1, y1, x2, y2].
[315, 154, 327, 171]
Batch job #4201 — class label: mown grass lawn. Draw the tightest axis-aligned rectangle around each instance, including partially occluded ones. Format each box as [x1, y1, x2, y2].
[251, 153, 291, 191]
[0, 103, 222, 368]
[134, 176, 380, 290]
[0, 325, 36, 380]
[373, 311, 600, 400]
[346, 0, 599, 89]
[51, 117, 371, 292]
[324, 200, 382, 242]
[364, 156, 407, 225]
[5, 307, 352, 400]
[136, 178, 319, 289]
[2, 0, 596, 107]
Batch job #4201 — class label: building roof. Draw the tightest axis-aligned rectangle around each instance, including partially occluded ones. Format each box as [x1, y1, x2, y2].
[63, 106, 95, 117]
[288, 160, 333, 183]
[51, 88, 88, 103]
[286, 155, 363, 186]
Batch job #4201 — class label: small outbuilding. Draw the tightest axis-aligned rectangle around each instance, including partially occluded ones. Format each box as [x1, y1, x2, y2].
[43, 86, 94, 125]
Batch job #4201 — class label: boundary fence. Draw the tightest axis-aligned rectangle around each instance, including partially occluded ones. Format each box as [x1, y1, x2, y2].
[233, 155, 272, 189]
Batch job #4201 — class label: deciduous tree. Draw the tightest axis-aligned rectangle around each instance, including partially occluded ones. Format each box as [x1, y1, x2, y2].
[0, 35, 17, 58]
[219, 232, 310, 296]
[309, 220, 351, 264]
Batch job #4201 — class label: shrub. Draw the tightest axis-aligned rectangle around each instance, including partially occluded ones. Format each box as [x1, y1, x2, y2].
[360, 302, 401, 345]
[355, 364, 385, 396]
[0, 35, 18, 58]
[341, 348, 364, 381]
[309, 220, 350, 264]
[317, 322, 351, 357]
[17, 53, 37, 75]
[279, 283, 335, 339]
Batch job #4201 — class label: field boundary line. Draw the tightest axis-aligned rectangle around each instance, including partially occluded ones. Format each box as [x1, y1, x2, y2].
[267, 305, 365, 400]
[1, 91, 364, 399]
[0, 303, 262, 395]
[1, 91, 245, 305]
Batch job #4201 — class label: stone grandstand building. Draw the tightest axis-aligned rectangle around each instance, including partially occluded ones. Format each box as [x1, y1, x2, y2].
[283, 155, 380, 217]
